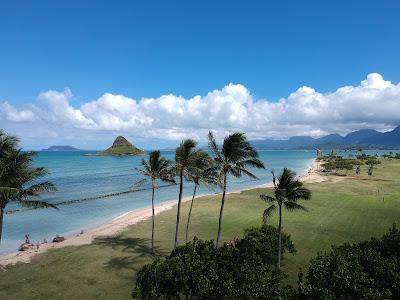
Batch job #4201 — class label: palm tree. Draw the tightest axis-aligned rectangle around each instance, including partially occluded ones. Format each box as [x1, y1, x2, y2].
[0, 130, 18, 157]
[208, 131, 265, 247]
[260, 168, 311, 268]
[0, 133, 57, 247]
[185, 150, 216, 243]
[136, 150, 175, 253]
[174, 139, 198, 248]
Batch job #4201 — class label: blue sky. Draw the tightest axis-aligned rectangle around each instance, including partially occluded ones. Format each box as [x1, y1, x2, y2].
[1, 0, 400, 149]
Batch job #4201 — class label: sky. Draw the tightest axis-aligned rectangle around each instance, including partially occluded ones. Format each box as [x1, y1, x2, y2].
[1, 0, 400, 150]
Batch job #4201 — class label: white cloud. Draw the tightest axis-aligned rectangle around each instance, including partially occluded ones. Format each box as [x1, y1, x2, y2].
[0, 102, 35, 122]
[1, 73, 400, 148]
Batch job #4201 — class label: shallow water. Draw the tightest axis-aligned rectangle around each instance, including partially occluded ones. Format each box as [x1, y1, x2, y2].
[0, 149, 393, 254]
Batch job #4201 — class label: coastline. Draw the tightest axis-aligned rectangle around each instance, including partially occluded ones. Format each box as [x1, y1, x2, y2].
[0, 159, 323, 268]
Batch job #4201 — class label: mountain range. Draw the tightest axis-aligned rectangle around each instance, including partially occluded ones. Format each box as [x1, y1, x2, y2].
[250, 126, 400, 150]
[42, 145, 83, 151]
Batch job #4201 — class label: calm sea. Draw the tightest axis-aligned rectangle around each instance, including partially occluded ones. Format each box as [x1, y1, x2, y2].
[0, 149, 393, 254]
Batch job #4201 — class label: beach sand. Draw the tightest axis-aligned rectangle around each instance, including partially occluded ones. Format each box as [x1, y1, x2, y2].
[0, 159, 323, 267]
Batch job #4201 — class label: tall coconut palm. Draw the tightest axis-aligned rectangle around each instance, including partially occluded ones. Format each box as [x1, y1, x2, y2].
[0, 133, 57, 247]
[260, 168, 311, 268]
[185, 150, 217, 243]
[208, 131, 265, 247]
[136, 150, 175, 253]
[174, 139, 198, 248]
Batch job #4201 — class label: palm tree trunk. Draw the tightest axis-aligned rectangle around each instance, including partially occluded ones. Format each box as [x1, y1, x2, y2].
[174, 174, 183, 248]
[151, 185, 155, 253]
[185, 184, 198, 244]
[0, 207, 4, 246]
[278, 204, 282, 268]
[216, 173, 227, 248]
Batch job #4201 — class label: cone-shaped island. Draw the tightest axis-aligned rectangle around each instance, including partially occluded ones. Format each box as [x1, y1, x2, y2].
[85, 136, 145, 156]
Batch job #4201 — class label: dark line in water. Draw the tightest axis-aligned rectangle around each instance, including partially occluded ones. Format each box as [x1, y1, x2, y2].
[5, 184, 176, 215]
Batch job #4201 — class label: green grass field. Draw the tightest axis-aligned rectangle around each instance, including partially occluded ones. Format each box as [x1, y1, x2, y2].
[1, 159, 399, 299]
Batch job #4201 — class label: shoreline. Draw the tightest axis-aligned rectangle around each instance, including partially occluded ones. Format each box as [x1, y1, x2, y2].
[0, 159, 323, 268]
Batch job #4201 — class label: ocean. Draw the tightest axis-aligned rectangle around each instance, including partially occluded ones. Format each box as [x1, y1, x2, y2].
[0, 149, 392, 254]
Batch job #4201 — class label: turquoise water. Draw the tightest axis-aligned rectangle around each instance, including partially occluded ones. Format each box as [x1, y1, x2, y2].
[1, 149, 392, 254]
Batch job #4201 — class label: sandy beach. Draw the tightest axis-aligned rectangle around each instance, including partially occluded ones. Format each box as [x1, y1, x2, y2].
[0, 159, 323, 268]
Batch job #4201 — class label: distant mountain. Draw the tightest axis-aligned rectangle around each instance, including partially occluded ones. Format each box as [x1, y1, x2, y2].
[317, 134, 343, 144]
[251, 126, 400, 149]
[362, 126, 400, 146]
[343, 129, 380, 144]
[42, 145, 82, 151]
[84, 136, 145, 156]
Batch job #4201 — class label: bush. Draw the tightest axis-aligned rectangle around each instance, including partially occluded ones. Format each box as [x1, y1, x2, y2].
[133, 225, 295, 299]
[301, 226, 400, 299]
[323, 157, 354, 175]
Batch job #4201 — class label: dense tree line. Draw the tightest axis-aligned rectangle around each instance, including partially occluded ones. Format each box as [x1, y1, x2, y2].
[133, 225, 295, 299]
[134, 226, 400, 299]
[299, 225, 400, 299]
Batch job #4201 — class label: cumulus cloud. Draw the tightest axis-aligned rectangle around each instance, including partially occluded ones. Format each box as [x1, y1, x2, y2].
[0, 102, 35, 122]
[1, 73, 400, 147]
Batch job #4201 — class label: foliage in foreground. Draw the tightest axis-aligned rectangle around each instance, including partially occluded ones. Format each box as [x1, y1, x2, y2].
[133, 225, 295, 299]
[0, 130, 57, 246]
[300, 226, 400, 299]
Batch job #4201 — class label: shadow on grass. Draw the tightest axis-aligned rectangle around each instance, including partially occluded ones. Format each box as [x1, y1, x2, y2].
[94, 236, 163, 274]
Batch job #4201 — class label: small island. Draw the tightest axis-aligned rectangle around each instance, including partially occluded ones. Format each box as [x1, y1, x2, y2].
[42, 145, 82, 151]
[84, 136, 145, 156]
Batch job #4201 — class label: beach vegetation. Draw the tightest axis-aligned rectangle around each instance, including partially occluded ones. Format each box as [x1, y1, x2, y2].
[133, 225, 295, 299]
[300, 226, 400, 299]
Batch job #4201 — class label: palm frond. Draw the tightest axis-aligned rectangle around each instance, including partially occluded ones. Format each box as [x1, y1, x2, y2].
[231, 167, 258, 179]
[284, 201, 307, 212]
[131, 178, 149, 190]
[0, 187, 20, 201]
[23, 181, 57, 196]
[260, 194, 276, 203]
[237, 157, 265, 169]
[287, 186, 311, 201]
[17, 199, 58, 210]
[263, 204, 276, 224]
[207, 131, 220, 157]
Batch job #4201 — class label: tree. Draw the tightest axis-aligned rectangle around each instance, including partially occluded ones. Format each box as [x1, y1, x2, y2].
[260, 168, 311, 268]
[323, 157, 354, 175]
[366, 158, 381, 176]
[174, 139, 198, 248]
[0, 132, 57, 246]
[208, 131, 265, 247]
[185, 151, 216, 244]
[136, 150, 175, 253]
[133, 225, 295, 299]
[303, 226, 400, 299]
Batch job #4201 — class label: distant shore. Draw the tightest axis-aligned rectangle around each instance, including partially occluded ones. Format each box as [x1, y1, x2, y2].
[0, 159, 323, 268]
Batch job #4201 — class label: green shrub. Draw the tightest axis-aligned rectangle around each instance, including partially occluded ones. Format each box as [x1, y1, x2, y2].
[301, 226, 400, 299]
[133, 225, 295, 299]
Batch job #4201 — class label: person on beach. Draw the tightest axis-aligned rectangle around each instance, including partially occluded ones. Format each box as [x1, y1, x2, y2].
[25, 234, 30, 244]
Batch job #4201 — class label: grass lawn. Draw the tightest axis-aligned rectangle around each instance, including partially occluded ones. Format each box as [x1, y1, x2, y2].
[1, 159, 399, 299]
